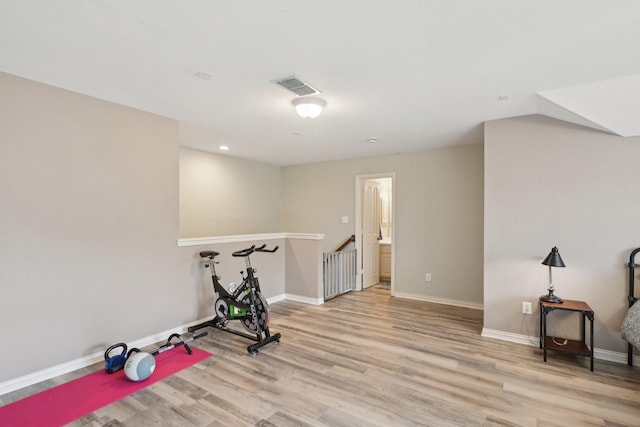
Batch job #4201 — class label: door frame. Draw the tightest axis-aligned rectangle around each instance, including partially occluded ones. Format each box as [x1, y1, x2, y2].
[355, 172, 396, 294]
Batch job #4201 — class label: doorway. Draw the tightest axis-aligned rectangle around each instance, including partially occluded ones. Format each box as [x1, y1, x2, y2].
[355, 173, 395, 294]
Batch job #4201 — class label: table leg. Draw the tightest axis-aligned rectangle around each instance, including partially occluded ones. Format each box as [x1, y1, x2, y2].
[539, 302, 543, 349]
[542, 307, 547, 362]
[589, 312, 594, 372]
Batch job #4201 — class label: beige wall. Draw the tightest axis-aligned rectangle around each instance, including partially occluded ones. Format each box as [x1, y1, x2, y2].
[281, 144, 484, 305]
[179, 147, 281, 237]
[0, 72, 191, 382]
[484, 115, 640, 353]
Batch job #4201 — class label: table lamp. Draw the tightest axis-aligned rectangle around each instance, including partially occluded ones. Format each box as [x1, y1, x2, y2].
[540, 246, 565, 303]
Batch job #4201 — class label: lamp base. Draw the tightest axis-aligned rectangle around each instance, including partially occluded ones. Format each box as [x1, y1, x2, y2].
[539, 291, 563, 304]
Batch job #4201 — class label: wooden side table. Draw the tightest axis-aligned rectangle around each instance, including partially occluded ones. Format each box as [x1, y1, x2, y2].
[539, 299, 594, 371]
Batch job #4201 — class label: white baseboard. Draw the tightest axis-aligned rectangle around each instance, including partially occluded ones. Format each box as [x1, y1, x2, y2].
[594, 348, 630, 365]
[481, 328, 638, 366]
[267, 293, 287, 304]
[0, 352, 103, 398]
[481, 328, 539, 346]
[284, 293, 324, 305]
[253, 292, 323, 305]
[480, 328, 540, 346]
[393, 291, 483, 310]
[0, 318, 212, 397]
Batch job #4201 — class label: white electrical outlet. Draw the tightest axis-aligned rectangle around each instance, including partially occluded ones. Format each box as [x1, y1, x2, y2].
[522, 301, 532, 315]
[425, 273, 432, 282]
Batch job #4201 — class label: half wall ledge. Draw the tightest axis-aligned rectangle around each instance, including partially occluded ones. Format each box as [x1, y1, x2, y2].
[177, 232, 325, 246]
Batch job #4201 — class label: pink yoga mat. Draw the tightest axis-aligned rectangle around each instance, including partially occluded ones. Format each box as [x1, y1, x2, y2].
[0, 347, 212, 427]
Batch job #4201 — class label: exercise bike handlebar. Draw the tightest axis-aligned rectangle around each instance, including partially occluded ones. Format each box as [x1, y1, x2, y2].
[232, 244, 279, 257]
[232, 245, 257, 257]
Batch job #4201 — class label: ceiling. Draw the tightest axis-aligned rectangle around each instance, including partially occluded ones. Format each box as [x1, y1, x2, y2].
[1, 1, 639, 166]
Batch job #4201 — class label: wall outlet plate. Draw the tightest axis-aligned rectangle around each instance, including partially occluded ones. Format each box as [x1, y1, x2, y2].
[522, 301, 532, 315]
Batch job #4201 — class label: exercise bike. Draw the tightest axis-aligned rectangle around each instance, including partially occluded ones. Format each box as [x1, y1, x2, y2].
[188, 244, 281, 354]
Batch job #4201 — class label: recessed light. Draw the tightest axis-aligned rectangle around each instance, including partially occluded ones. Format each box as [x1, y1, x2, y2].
[194, 71, 213, 80]
[219, 145, 229, 151]
[367, 138, 378, 143]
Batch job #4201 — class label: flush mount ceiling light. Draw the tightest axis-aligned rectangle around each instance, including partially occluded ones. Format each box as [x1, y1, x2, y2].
[291, 96, 326, 119]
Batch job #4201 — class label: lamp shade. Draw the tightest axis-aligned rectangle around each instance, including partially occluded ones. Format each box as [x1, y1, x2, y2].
[542, 247, 566, 268]
[292, 96, 326, 119]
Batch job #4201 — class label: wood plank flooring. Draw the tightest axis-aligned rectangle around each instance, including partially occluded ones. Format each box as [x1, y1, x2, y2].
[3, 287, 640, 426]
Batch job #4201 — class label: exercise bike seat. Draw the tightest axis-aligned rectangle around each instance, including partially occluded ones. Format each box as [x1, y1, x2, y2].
[199, 250, 219, 259]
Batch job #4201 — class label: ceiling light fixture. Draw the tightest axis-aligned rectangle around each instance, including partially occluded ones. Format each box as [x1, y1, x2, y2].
[292, 96, 326, 119]
[218, 145, 229, 151]
[194, 71, 213, 80]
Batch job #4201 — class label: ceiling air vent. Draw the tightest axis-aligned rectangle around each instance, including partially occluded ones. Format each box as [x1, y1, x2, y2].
[274, 75, 321, 96]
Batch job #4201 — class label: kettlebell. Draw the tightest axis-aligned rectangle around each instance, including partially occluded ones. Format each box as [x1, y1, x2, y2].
[104, 343, 128, 373]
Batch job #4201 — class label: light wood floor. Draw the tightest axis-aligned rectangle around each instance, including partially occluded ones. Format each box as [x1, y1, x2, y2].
[3, 287, 640, 426]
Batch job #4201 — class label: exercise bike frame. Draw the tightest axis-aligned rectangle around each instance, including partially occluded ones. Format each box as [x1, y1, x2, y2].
[188, 244, 281, 354]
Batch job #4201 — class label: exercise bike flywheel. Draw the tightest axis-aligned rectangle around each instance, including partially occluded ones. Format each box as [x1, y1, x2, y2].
[240, 292, 269, 333]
